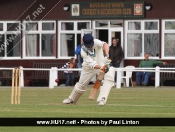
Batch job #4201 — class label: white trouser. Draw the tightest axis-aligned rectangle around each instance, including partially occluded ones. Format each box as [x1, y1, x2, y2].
[68, 68, 99, 104]
[78, 68, 100, 86]
[68, 67, 114, 104]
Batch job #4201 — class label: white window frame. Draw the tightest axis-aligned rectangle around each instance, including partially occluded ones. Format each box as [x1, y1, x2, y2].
[0, 21, 21, 60]
[125, 20, 159, 59]
[58, 20, 91, 59]
[162, 19, 175, 59]
[22, 20, 56, 59]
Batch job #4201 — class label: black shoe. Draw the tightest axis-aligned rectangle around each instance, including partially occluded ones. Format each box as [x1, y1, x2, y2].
[136, 84, 140, 87]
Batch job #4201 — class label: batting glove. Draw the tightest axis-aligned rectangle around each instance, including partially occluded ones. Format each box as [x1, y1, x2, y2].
[104, 66, 109, 73]
[100, 65, 109, 73]
[104, 56, 111, 66]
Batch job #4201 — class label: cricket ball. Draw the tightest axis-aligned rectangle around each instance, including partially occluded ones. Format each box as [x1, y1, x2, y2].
[55, 79, 59, 83]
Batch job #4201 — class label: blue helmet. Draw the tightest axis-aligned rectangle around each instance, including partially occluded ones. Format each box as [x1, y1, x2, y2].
[83, 34, 94, 47]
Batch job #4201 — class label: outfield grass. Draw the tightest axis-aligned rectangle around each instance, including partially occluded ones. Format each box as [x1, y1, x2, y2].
[0, 86, 175, 131]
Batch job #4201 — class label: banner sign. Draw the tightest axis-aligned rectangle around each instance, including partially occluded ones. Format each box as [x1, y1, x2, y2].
[70, 2, 145, 18]
[1, 118, 175, 126]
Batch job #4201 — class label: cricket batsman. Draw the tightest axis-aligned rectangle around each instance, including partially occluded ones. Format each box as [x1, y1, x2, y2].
[63, 34, 115, 105]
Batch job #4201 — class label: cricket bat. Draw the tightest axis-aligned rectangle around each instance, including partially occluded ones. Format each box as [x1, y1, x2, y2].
[88, 65, 106, 100]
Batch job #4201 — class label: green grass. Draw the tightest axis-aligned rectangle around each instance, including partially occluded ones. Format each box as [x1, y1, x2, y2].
[0, 86, 175, 131]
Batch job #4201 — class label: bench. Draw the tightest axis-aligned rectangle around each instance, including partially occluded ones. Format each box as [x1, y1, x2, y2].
[25, 62, 79, 86]
[150, 63, 175, 86]
[0, 67, 19, 86]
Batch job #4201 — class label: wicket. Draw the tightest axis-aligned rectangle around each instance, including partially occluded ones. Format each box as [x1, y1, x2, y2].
[11, 68, 21, 104]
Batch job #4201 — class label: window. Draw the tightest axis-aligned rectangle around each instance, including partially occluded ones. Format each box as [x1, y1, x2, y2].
[110, 20, 123, 28]
[58, 21, 91, 58]
[26, 23, 38, 31]
[162, 20, 175, 58]
[95, 20, 108, 28]
[128, 22, 141, 30]
[0, 21, 21, 59]
[23, 21, 56, 58]
[125, 20, 159, 59]
[0, 23, 3, 31]
[42, 22, 54, 30]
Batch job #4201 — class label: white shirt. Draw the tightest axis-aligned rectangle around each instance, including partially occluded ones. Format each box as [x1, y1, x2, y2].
[81, 39, 106, 70]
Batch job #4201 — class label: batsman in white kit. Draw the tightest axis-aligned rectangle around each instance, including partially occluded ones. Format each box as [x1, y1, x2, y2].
[63, 34, 115, 105]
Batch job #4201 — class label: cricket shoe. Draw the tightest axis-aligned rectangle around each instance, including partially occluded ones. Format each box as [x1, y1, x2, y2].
[98, 97, 105, 106]
[63, 98, 73, 104]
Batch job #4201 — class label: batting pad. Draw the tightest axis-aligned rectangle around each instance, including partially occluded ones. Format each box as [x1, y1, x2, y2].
[68, 82, 86, 104]
[97, 67, 115, 104]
